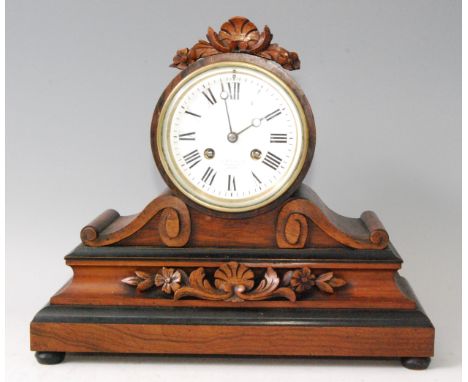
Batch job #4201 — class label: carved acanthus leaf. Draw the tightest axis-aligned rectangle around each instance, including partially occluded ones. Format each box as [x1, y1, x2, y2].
[170, 16, 300, 71]
[257, 44, 300, 71]
[122, 262, 346, 302]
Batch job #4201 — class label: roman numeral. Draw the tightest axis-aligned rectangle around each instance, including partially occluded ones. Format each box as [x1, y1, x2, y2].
[270, 133, 287, 143]
[202, 88, 217, 105]
[184, 110, 201, 118]
[178, 132, 196, 141]
[227, 82, 240, 100]
[201, 166, 216, 185]
[228, 174, 236, 191]
[265, 109, 281, 121]
[183, 149, 201, 168]
[251, 171, 262, 184]
[262, 151, 282, 171]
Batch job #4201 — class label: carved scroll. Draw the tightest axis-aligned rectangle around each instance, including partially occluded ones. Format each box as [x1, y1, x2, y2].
[282, 213, 308, 248]
[121, 262, 347, 302]
[171, 16, 300, 71]
[276, 186, 389, 249]
[81, 194, 191, 247]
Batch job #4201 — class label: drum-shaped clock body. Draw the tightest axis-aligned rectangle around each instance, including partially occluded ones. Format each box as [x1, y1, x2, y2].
[152, 54, 316, 216]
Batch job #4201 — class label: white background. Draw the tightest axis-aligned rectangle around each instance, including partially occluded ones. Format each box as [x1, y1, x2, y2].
[6, 1, 461, 381]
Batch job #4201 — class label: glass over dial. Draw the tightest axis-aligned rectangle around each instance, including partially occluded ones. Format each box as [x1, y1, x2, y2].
[157, 62, 308, 212]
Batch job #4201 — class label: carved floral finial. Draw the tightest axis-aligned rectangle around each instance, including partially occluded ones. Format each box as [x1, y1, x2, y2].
[170, 16, 300, 71]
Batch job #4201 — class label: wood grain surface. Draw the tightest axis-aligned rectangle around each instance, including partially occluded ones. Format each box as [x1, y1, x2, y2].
[30, 322, 434, 357]
[50, 258, 415, 309]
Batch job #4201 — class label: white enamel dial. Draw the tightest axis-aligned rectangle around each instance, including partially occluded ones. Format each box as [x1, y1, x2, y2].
[157, 62, 308, 212]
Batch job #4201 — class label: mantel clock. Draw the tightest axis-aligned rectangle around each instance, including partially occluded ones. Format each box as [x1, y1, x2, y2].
[30, 17, 434, 370]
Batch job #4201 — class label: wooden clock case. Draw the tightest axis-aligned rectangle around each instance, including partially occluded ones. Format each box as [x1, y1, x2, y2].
[30, 17, 434, 370]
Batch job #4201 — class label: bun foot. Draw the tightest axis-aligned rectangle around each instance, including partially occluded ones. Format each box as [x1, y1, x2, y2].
[401, 357, 431, 370]
[35, 352, 65, 365]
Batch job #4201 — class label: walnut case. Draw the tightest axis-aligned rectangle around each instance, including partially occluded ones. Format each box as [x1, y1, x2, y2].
[30, 17, 434, 370]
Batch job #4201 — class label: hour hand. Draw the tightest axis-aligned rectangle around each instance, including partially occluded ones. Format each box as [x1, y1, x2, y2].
[236, 117, 263, 136]
[237, 107, 282, 135]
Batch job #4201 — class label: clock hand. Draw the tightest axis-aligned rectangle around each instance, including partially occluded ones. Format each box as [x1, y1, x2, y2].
[220, 90, 233, 133]
[236, 117, 263, 136]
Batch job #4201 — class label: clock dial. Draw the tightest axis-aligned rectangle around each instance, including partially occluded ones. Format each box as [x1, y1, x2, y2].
[157, 62, 308, 212]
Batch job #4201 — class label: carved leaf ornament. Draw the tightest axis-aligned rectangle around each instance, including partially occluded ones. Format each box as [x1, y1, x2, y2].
[122, 262, 346, 302]
[171, 16, 300, 71]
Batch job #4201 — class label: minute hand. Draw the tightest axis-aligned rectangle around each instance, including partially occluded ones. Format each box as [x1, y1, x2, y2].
[220, 90, 233, 133]
[223, 99, 233, 133]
